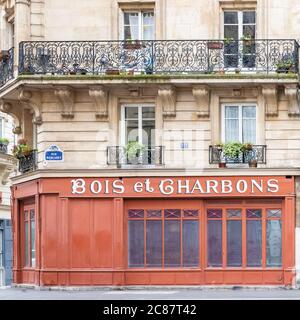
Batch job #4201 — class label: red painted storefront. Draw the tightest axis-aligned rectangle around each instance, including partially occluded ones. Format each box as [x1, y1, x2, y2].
[11, 176, 296, 286]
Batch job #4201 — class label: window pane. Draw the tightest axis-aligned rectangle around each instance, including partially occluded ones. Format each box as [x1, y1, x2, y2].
[225, 119, 239, 142]
[243, 106, 256, 118]
[243, 11, 256, 24]
[246, 209, 262, 219]
[124, 12, 138, 25]
[142, 120, 155, 146]
[142, 107, 155, 119]
[124, 13, 139, 40]
[25, 221, 29, 266]
[227, 209, 242, 218]
[164, 220, 180, 267]
[143, 26, 154, 40]
[0, 229, 3, 267]
[164, 209, 181, 219]
[207, 220, 222, 267]
[128, 209, 144, 218]
[224, 11, 238, 24]
[266, 220, 282, 267]
[247, 220, 262, 267]
[224, 25, 238, 40]
[146, 209, 161, 218]
[267, 209, 282, 219]
[243, 25, 255, 39]
[126, 120, 139, 143]
[242, 119, 256, 143]
[142, 12, 154, 25]
[225, 106, 239, 118]
[207, 209, 222, 219]
[125, 107, 138, 119]
[183, 221, 199, 267]
[227, 220, 242, 267]
[146, 220, 162, 267]
[128, 220, 144, 267]
[31, 218, 35, 267]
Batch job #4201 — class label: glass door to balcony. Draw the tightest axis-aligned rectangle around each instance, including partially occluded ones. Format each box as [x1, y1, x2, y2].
[223, 10, 256, 70]
[121, 105, 155, 165]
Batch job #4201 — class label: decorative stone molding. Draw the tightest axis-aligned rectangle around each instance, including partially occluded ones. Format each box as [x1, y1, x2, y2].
[262, 85, 278, 117]
[192, 85, 210, 118]
[54, 87, 75, 118]
[0, 155, 17, 185]
[0, 99, 22, 132]
[284, 84, 300, 117]
[18, 88, 43, 124]
[89, 86, 108, 119]
[157, 85, 177, 118]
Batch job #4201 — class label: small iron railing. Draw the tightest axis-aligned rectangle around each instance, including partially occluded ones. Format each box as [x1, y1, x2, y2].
[18, 150, 37, 174]
[0, 47, 14, 87]
[209, 145, 267, 164]
[18, 39, 299, 75]
[107, 146, 165, 167]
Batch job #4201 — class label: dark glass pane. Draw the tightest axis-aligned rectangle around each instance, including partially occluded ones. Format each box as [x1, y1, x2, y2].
[227, 209, 242, 218]
[246, 209, 262, 219]
[207, 209, 222, 219]
[224, 41, 238, 54]
[126, 120, 139, 144]
[128, 220, 144, 267]
[243, 11, 256, 24]
[128, 209, 144, 219]
[243, 25, 255, 39]
[224, 11, 238, 24]
[142, 107, 155, 119]
[183, 221, 199, 267]
[183, 209, 199, 218]
[247, 220, 262, 267]
[243, 54, 256, 68]
[227, 220, 242, 267]
[207, 220, 222, 267]
[224, 25, 238, 40]
[224, 54, 238, 68]
[146, 220, 162, 267]
[164, 209, 181, 219]
[266, 220, 282, 267]
[125, 107, 138, 119]
[164, 220, 181, 267]
[30, 209, 35, 220]
[142, 119, 155, 146]
[267, 209, 282, 219]
[146, 210, 162, 218]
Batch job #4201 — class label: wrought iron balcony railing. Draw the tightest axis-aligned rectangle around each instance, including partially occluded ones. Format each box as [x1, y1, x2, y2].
[18, 150, 37, 174]
[209, 145, 267, 164]
[107, 146, 165, 167]
[18, 39, 299, 76]
[0, 47, 14, 87]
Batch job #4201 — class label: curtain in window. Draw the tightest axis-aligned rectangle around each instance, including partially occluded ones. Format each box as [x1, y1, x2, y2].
[242, 106, 256, 143]
[225, 106, 239, 142]
[142, 12, 154, 40]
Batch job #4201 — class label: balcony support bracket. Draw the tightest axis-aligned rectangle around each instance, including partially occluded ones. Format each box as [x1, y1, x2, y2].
[54, 87, 75, 118]
[89, 85, 108, 120]
[285, 84, 300, 117]
[158, 85, 177, 118]
[262, 85, 278, 117]
[192, 85, 210, 118]
[18, 89, 43, 125]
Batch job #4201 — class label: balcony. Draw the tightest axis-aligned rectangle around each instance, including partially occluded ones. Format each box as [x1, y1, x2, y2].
[107, 146, 165, 167]
[17, 39, 298, 77]
[209, 145, 267, 166]
[0, 48, 14, 87]
[18, 150, 37, 174]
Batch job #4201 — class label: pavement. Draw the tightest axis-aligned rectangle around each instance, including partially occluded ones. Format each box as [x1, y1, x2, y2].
[1, 286, 300, 300]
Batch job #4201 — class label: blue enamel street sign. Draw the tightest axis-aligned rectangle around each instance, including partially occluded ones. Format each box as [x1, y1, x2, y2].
[44, 145, 64, 162]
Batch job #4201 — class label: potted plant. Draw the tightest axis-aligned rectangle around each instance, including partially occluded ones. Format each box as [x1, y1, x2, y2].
[276, 59, 294, 73]
[243, 142, 253, 151]
[0, 137, 9, 153]
[13, 139, 35, 159]
[124, 39, 142, 50]
[223, 142, 246, 161]
[249, 159, 258, 168]
[0, 50, 10, 63]
[105, 69, 120, 75]
[207, 41, 223, 50]
[235, 68, 241, 74]
[241, 34, 254, 46]
[125, 141, 146, 163]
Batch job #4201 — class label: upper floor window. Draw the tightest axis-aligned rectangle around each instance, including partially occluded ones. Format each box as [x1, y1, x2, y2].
[123, 11, 154, 40]
[224, 10, 256, 40]
[222, 104, 256, 143]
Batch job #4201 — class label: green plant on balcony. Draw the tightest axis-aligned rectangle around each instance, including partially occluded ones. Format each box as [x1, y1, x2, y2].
[276, 59, 295, 73]
[13, 139, 35, 159]
[125, 141, 146, 160]
[224, 37, 235, 45]
[0, 138, 9, 145]
[223, 142, 246, 159]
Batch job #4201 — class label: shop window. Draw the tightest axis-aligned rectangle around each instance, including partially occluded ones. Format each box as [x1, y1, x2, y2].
[222, 104, 256, 143]
[207, 208, 282, 268]
[123, 11, 154, 40]
[24, 208, 36, 268]
[128, 209, 199, 268]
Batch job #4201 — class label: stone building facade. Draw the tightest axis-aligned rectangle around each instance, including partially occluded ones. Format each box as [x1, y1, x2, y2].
[0, 0, 300, 286]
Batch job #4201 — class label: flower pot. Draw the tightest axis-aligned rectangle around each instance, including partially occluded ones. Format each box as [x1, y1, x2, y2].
[249, 161, 258, 168]
[106, 69, 120, 75]
[207, 42, 223, 50]
[218, 162, 226, 168]
[124, 42, 142, 50]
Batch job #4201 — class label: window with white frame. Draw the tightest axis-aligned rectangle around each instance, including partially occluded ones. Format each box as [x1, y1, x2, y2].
[123, 11, 154, 40]
[223, 10, 256, 69]
[222, 104, 256, 143]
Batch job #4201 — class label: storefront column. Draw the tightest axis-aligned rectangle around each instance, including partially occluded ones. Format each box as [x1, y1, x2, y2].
[284, 196, 296, 286]
[295, 177, 300, 287]
[112, 198, 125, 285]
[11, 191, 21, 284]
